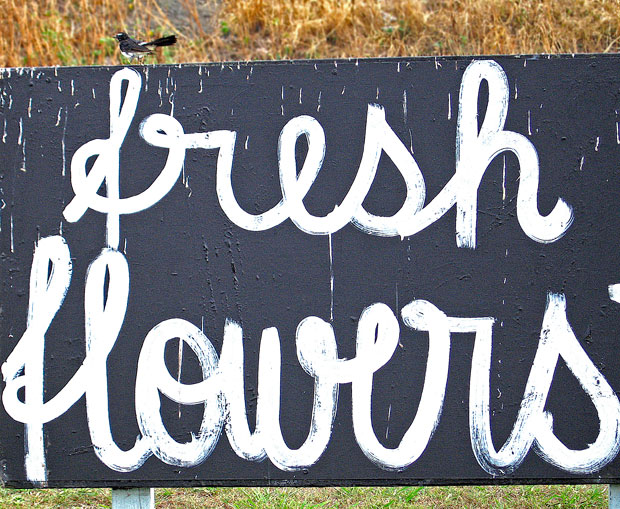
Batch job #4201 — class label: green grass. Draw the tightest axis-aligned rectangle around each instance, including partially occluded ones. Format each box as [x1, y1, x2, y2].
[0, 484, 609, 508]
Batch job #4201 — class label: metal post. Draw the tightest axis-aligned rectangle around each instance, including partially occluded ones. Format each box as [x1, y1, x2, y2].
[112, 487, 155, 509]
[610, 485, 620, 509]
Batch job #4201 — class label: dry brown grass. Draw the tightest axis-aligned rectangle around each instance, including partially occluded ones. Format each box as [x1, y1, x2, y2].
[1, 0, 620, 67]
[223, 0, 620, 60]
[0, 0, 126, 66]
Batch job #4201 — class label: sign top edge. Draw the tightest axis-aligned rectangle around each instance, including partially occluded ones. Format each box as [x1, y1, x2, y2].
[1, 51, 620, 73]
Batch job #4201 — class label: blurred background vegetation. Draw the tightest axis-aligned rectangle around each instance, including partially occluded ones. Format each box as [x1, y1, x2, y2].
[1, 0, 620, 67]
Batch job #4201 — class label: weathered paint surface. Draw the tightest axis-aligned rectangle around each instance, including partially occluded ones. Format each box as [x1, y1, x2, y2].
[1, 55, 620, 487]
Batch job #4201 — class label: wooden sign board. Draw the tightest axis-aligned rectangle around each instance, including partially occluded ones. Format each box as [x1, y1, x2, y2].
[1, 55, 620, 487]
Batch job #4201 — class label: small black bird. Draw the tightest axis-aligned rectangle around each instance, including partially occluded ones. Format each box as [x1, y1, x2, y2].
[114, 32, 177, 61]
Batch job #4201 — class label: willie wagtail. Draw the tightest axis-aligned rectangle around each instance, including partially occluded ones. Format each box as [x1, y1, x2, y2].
[114, 32, 177, 61]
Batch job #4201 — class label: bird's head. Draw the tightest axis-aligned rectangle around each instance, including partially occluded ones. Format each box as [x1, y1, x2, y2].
[114, 33, 129, 41]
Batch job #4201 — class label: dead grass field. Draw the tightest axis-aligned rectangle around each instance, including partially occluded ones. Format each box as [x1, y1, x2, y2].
[1, 0, 620, 67]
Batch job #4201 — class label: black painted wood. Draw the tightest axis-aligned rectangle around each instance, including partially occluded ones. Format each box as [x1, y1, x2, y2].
[1, 55, 620, 487]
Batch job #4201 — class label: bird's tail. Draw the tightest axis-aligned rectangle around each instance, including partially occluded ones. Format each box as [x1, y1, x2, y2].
[146, 35, 177, 47]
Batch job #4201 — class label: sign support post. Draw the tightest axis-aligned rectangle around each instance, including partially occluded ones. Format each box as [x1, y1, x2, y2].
[111, 488, 154, 509]
[610, 485, 620, 509]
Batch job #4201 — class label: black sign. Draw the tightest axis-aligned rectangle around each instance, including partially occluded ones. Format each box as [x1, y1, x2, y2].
[2, 55, 620, 487]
